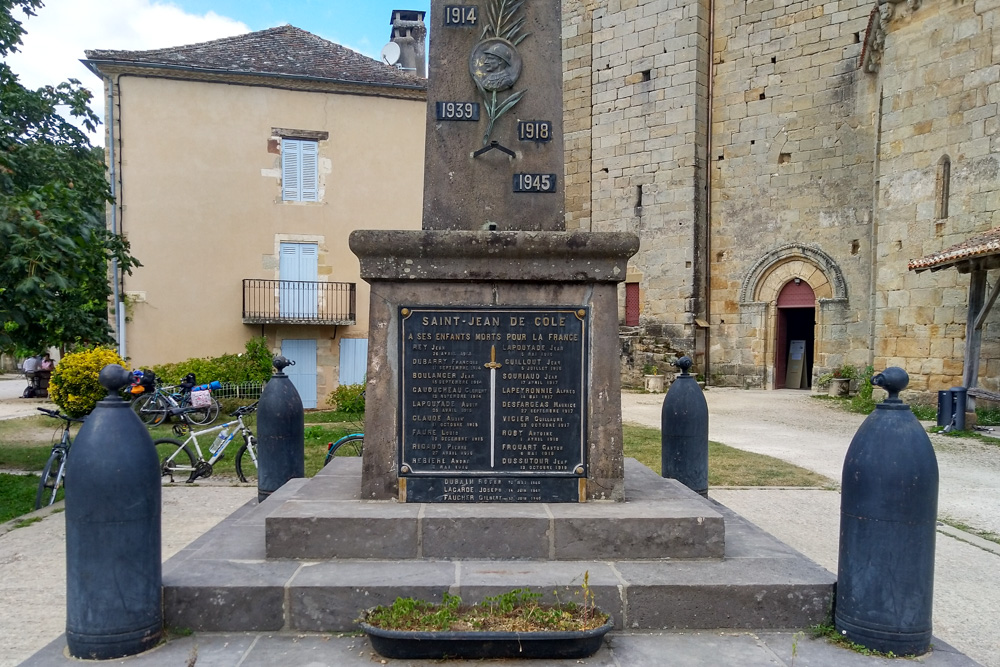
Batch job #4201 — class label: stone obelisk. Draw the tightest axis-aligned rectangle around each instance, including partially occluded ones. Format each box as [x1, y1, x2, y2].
[351, 0, 639, 502]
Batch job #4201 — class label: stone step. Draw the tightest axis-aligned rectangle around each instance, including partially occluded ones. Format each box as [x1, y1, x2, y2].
[263, 459, 725, 560]
[161, 461, 835, 634]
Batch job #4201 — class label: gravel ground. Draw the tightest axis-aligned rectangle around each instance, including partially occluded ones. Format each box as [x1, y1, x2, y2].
[0, 483, 256, 667]
[622, 387, 1000, 535]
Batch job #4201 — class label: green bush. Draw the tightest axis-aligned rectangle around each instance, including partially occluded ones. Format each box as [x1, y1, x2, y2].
[848, 365, 877, 413]
[326, 383, 365, 413]
[49, 346, 128, 417]
[150, 337, 273, 384]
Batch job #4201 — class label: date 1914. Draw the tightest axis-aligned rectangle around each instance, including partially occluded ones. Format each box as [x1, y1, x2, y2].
[443, 5, 478, 26]
[436, 102, 480, 121]
[513, 173, 557, 193]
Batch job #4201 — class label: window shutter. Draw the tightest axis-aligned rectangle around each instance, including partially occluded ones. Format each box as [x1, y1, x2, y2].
[282, 139, 301, 201]
[625, 283, 640, 326]
[300, 140, 319, 202]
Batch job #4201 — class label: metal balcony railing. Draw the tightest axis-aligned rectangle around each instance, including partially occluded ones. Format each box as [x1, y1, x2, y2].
[242, 279, 356, 325]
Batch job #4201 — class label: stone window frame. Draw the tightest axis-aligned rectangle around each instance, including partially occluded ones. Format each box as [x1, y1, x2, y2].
[936, 154, 951, 221]
[272, 128, 330, 204]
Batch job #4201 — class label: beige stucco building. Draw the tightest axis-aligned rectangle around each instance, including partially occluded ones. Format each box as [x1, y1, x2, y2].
[84, 25, 426, 407]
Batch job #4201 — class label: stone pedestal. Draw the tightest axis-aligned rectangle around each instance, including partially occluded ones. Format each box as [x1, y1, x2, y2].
[351, 229, 638, 502]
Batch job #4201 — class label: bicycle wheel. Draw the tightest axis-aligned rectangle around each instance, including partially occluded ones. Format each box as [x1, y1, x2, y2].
[155, 438, 196, 482]
[235, 435, 257, 484]
[131, 394, 159, 425]
[324, 434, 364, 465]
[184, 397, 219, 426]
[35, 448, 66, 509]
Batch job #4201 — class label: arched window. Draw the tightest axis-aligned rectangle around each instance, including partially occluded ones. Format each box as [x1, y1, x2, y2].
[936, 155, 951, 221]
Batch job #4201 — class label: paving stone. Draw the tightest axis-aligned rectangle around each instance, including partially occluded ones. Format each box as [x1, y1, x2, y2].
[163, 559, 300, 632]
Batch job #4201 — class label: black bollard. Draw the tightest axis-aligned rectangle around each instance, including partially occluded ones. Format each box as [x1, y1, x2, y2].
[257, 355, 305, 502]
[65, 364, 162, 659]
[836, 367, 938, 656]
[661, 356, 709, 496]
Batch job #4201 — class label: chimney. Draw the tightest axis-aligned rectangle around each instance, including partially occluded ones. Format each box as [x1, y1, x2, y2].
[390, 9, 427, 78]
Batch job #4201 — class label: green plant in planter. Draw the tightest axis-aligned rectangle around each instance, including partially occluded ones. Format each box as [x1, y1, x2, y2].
[642, 363, 658, 375]
[364, 583, 608, 633]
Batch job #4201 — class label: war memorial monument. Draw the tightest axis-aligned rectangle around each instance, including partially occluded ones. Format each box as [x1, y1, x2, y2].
[148, 0, 835, 636]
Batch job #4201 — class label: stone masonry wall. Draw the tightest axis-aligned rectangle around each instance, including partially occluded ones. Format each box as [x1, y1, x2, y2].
[708, 0, 876, 387]
[564, 1, 596, 232]
[585, 0, 712, 377]
[874, 0, 1000, 394]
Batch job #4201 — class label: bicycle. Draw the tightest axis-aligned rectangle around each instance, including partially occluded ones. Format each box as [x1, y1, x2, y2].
[324, 431, 364, 465]
[155, 402, 258, 483]
[35, 407, 85, 509]
[132, 378, 220, 426]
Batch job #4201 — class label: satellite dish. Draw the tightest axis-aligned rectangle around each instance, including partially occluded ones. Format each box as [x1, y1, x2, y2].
[381, 42, 401, 66]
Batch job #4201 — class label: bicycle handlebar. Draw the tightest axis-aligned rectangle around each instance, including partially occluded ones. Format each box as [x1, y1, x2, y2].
[37, 407, 85, 423]
[229, 401, 259, 418]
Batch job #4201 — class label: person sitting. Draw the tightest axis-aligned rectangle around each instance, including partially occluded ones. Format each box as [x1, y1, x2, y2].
[22, 355, 40, 378]
[34, 354, 54, 398]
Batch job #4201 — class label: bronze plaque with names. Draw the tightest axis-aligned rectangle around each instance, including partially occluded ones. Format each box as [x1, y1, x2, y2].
[399, 306, 588, 502]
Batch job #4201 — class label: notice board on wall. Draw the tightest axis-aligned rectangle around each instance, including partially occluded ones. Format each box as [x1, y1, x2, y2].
[785, 340, 806, 389]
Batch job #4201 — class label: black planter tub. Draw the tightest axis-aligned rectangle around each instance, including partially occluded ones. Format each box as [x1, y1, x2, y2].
[360, 617, 615, 660]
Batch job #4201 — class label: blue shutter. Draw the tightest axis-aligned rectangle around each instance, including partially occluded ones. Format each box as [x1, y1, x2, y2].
[281, 339, 318, 409]
[301, 140, 319, 202]
[281, 139, 301, 201]
[279, 243, 319, 318]
[339, 338, 368, 385]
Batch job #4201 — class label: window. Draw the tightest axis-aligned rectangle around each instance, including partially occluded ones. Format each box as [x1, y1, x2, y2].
[625, 282, 640, 326]
[936, 154, 951, 220]
[282, 138, 319, 202]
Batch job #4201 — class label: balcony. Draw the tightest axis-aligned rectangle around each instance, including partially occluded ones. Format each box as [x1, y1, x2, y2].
[242, 279, 356, 325]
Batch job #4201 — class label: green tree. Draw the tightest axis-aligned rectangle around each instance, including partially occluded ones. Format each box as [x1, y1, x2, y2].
[0, 0, 139, 353]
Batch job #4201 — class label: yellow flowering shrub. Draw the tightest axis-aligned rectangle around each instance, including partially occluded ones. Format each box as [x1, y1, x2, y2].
[49, 347, 128, 417]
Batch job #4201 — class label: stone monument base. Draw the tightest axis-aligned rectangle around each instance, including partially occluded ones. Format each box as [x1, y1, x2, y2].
[160, 458, 835, 633]
[350, 229, 639, 502]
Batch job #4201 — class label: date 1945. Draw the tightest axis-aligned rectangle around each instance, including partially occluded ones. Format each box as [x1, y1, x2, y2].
[513, 173, 557, 193]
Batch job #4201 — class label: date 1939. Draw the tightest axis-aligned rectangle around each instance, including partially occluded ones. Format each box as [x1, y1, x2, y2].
[513, 173, 557, 193]
[436, 102, 480, 121]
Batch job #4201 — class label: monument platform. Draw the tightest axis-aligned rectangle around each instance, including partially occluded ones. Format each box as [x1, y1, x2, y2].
[160, 459, 835, 634]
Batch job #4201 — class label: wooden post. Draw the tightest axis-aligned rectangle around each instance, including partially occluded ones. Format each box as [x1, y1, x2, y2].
[963, 269, 987, 412]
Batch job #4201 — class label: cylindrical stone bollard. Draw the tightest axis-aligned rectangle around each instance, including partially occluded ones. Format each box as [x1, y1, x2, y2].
[65, 364, 162, 659]
[257, 355, 305, 502]
[836, 367, 938, 656]
[661, 356, 709, 496]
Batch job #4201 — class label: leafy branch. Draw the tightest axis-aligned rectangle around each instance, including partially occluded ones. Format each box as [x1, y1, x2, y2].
[482, 0, 529, 45]
[477, 84, 526, 146]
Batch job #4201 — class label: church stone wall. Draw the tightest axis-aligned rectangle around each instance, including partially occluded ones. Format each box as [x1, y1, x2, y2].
[874, 0, 1000, 394]
[583, 0, 712, 381]
[563, 0, 1000, 394]
[708, 0, 876, 387]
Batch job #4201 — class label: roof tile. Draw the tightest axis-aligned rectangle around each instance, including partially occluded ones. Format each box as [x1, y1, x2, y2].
[84, 25, 423, 90]
[909, 227, 1000, 271]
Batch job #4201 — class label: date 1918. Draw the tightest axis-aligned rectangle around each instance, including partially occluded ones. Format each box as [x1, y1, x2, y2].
[517, 121, 552, 142]
[444, 5, 478, 26]
[513, 173, 557, 193]
[436, 102, 480, 121]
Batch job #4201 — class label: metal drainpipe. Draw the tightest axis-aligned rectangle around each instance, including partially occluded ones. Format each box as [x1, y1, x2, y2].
[703, 0, 715, 378]
[106, 74, 124, 359]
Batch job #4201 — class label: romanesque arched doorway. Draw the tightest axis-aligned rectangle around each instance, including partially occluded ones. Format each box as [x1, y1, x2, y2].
[738, 244, 848, 389]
